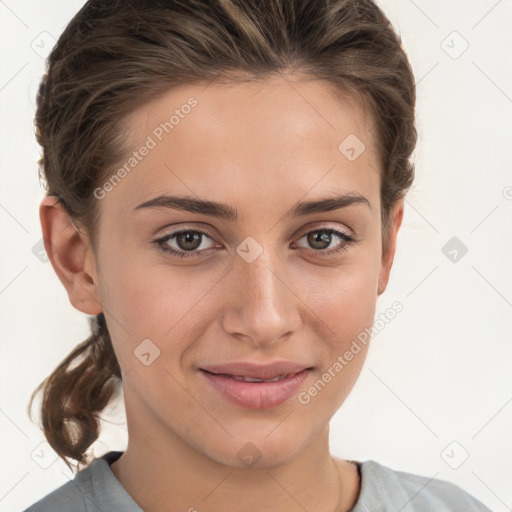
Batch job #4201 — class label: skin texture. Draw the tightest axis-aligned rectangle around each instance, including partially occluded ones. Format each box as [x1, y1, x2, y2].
[40, 72, 403, 512]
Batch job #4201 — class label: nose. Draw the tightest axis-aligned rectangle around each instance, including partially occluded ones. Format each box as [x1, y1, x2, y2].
[220, 246, 302, 346]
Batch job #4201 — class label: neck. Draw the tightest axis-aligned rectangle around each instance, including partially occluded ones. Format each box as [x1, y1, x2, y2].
[110, 394, 360, 512]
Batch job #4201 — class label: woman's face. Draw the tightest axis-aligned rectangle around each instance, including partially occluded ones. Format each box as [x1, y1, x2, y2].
[89, 73, 402, 467]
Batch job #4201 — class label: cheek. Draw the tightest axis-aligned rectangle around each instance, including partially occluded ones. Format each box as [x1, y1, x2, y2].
[106, 269, 208, 329]
[294, 264, 378, 413]
[98, 251, 229, 368]
[299, 251, 381, 342]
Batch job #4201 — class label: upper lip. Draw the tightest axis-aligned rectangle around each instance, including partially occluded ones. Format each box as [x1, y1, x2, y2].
[200, 361, 312, 380]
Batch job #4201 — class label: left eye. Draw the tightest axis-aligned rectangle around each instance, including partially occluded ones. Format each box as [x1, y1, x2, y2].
[294, 228, 354, 253]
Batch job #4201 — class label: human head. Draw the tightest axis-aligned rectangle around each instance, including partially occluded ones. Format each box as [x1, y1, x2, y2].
[29, 0, 416, 471]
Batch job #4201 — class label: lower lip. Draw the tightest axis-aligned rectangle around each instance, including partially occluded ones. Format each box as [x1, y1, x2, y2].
[200, 369, 311, 409]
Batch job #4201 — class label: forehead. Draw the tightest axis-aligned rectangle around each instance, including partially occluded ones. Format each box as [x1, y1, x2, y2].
[101, 73, 380, 217]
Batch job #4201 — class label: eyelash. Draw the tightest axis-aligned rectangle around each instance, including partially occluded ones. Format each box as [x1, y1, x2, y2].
[153, 226, 356, 260]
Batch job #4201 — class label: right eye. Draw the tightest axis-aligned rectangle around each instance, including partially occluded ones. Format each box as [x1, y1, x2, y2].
[154, 229, 219, 259]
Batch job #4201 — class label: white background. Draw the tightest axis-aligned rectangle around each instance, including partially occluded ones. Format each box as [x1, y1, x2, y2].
[0, 1, 511, 511]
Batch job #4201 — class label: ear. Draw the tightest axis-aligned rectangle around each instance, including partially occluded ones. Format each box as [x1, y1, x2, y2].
[39, 195, 103, 315]
[377, 199, 404, 296]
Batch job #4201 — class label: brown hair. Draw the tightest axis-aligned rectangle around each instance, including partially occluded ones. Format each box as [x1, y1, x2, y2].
[29, 0, 417, 471]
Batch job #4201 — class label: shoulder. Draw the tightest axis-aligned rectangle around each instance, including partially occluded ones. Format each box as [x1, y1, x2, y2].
[21, 466, 92, 512]
[21, 451, 139, 512]
[352, 460, 492, 512]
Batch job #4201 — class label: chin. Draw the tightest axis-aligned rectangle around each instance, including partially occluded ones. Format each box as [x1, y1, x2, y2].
[197, 425, 316, 470]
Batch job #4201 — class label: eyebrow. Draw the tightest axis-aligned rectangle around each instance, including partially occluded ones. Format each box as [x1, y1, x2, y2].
[133, 192, 371, 220]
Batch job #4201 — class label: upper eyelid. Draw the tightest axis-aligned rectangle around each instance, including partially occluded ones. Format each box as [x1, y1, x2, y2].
[295, 223, 353, 239]
[156, 224, 216, 240]
[157, 221, 353, 240]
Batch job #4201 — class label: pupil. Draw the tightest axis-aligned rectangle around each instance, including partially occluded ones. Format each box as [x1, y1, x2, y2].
[177, 232, 202, 251]
[308, 230, 331, 249]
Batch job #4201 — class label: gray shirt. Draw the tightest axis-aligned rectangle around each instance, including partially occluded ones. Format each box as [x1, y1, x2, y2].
[23, 451, 492, 511]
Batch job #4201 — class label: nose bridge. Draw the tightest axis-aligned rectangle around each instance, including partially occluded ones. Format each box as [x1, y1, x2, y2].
[245, 252, 282, 310]
[221, 245, 300, 344]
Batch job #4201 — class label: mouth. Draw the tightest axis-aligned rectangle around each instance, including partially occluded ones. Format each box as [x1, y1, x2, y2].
[199, 362, 313, 409]
[208, 372, 299, 383]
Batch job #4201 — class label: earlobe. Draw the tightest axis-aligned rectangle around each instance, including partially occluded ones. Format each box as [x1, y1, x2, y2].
[377, 199, 404, 296]
[39, 195, 103, 315]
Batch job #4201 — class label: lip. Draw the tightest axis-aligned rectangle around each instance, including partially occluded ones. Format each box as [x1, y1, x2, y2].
[200, 361, 312, 409]
[201, 361, 311, 379]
